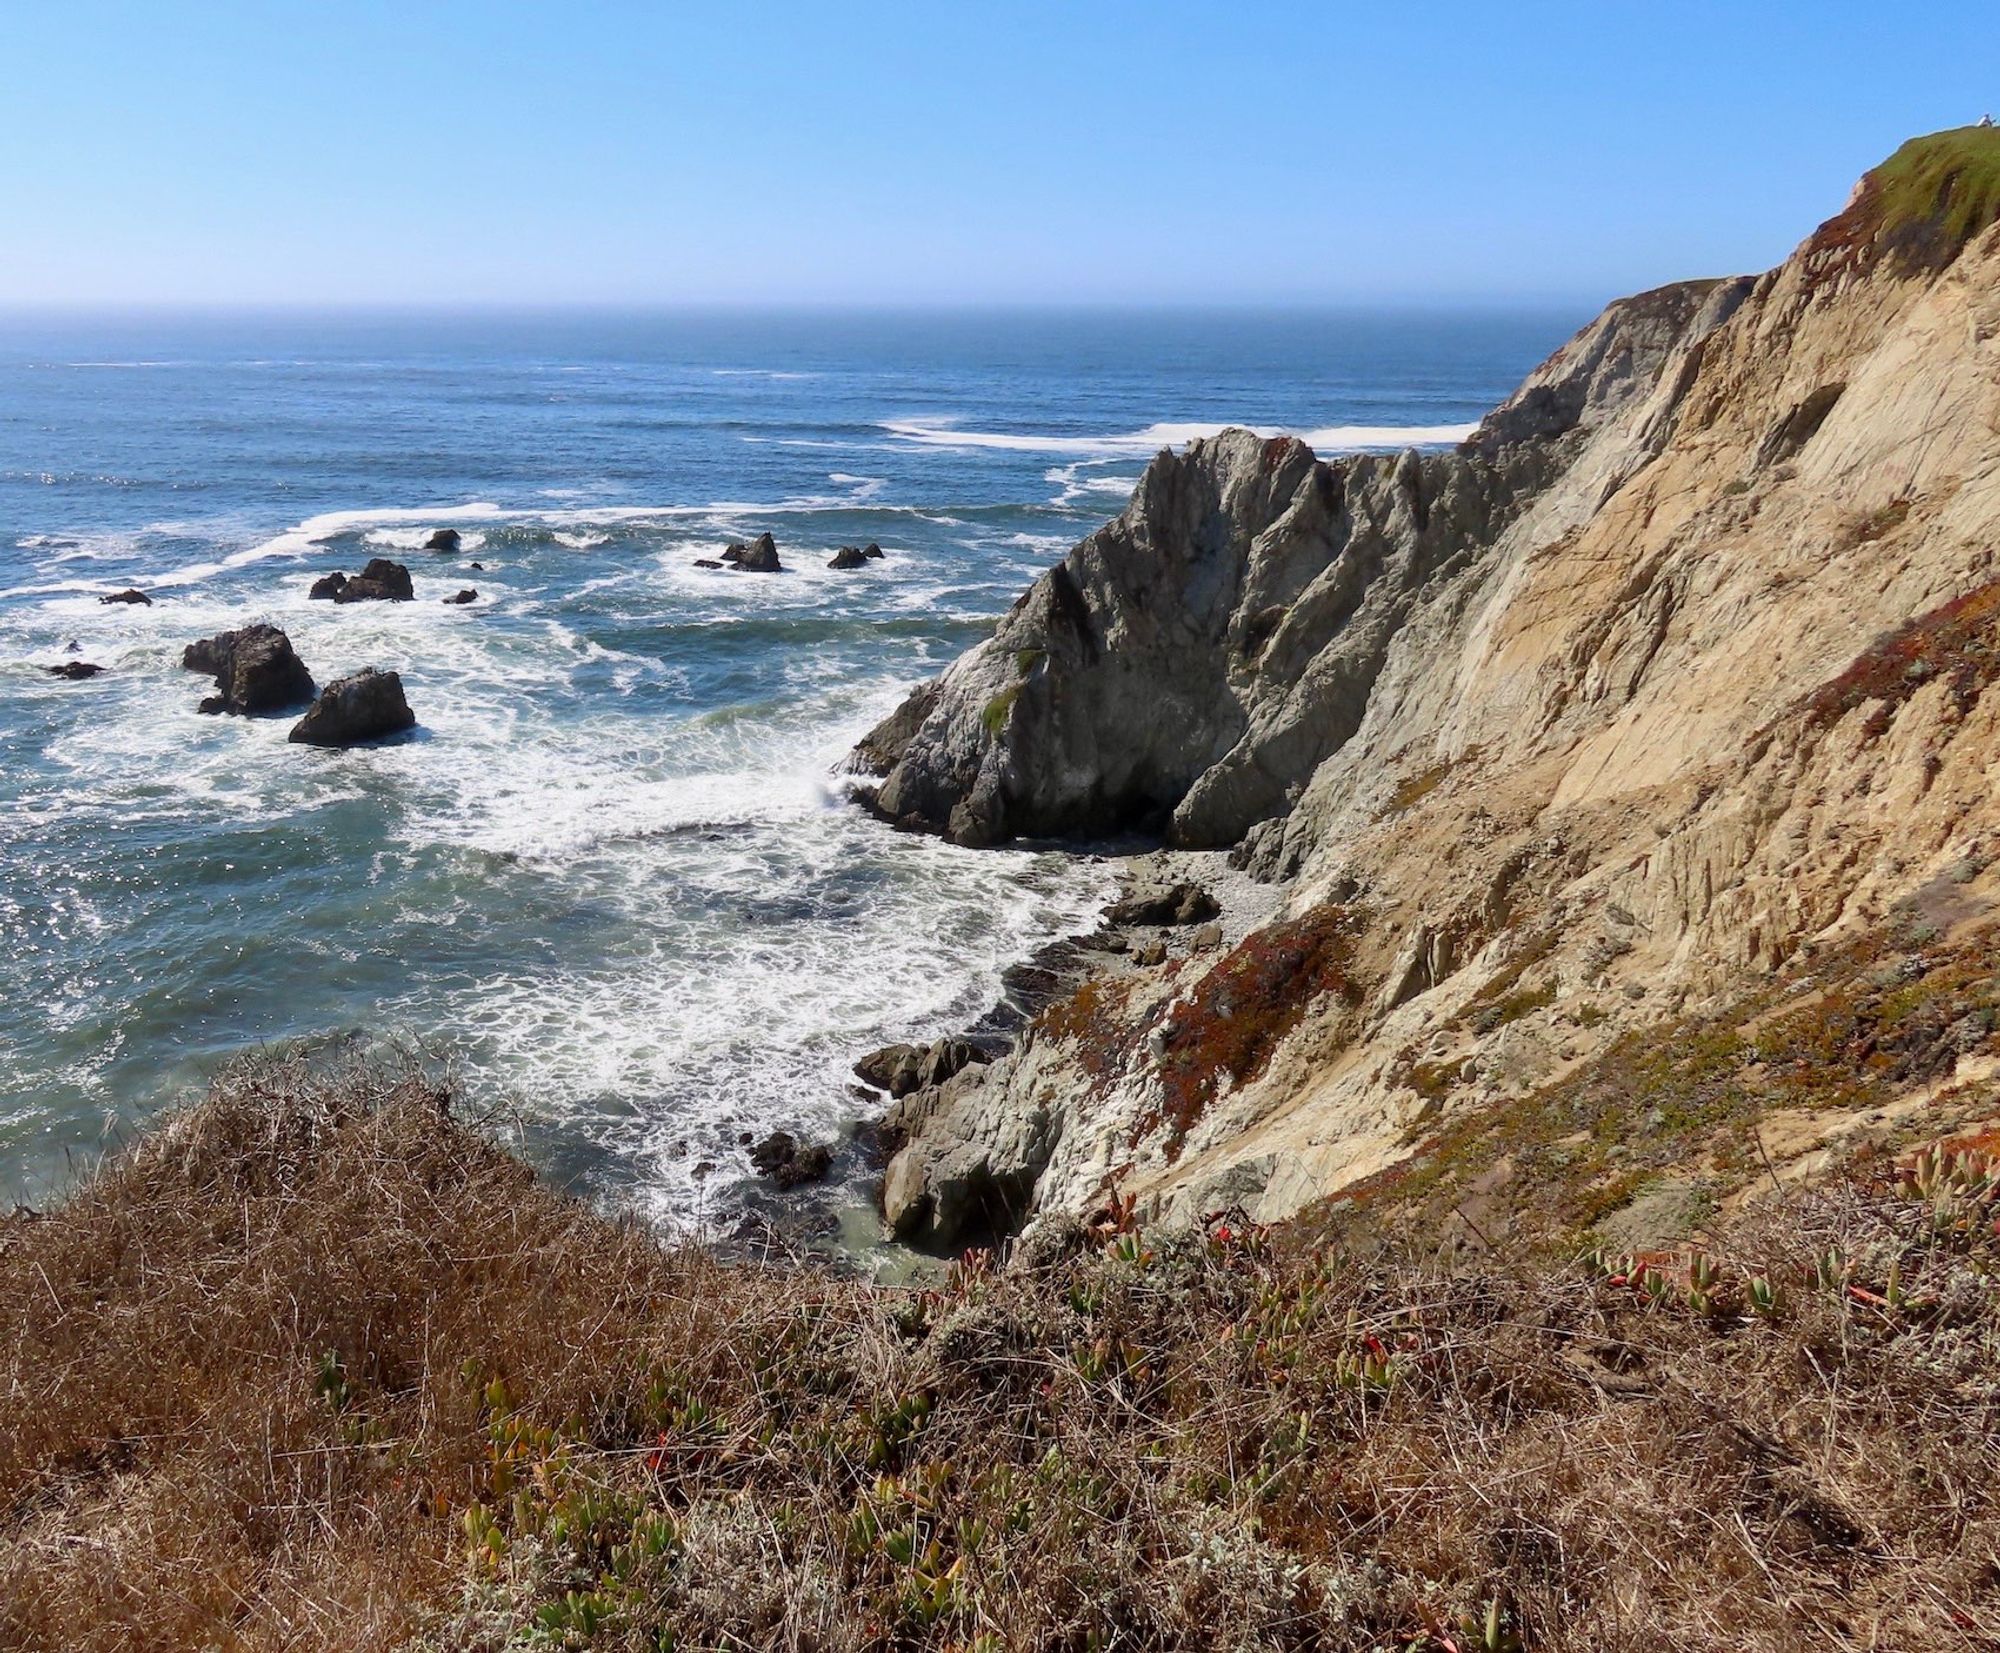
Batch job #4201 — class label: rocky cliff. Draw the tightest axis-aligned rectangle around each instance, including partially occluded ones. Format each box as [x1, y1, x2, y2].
[856, 278, 1748, 850]
[859, 128, 2000, 1251]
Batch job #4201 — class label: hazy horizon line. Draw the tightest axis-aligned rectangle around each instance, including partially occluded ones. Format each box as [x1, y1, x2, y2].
[0, 293, 1636, 321]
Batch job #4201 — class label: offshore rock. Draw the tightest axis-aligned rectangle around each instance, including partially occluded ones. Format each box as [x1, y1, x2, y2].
[99, 588, 152, 606]
[854, 279, 1746, 848]
[46, 661, 104, 681]
[288, 668, 416, 747]
[723, 532, 782, 573]
[829, 546, 872, 570]
[748, 1131, 834, 1190]
[442, 589, 478, 605]
[183, 624, 317, 716]
[334, 558, 415, 603]
[422, 528, 462, 552]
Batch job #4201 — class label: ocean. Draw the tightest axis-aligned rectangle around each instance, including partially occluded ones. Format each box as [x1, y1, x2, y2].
[0, 306, 1582, 1216]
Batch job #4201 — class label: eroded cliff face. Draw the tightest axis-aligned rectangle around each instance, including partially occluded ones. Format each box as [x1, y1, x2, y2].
[864, 129, 2000, 1251]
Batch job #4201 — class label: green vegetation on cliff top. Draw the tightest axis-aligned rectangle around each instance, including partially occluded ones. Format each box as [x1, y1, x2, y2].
[1850, 125, 2000, 265]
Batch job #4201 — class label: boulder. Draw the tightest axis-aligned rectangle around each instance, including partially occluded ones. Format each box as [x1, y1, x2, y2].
[729, 532, 782, 573]
[442, 589, 477, 605]
[182, 624, 317, 715]
[863, 542, 884, 560]
[829, 546, 872, 570]
[308, 572, 349, 601]
[854, 1035, 985, 1099]
[1105, 881, 1220, 927]
[748, 1130, 834, 1190]
[692, 558, 724, 570]
[99, 588, 151, 606]
[855, 1043, 924, 1096]
[422, 528, 462, 552]
[469, 562, 484, 571]
[46, 661, 104, 680]
[288, 668, 416, 747]
[333, 558, 414, 603]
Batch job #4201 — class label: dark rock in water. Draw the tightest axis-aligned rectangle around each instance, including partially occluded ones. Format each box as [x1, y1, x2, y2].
[854, 1035, 985, 1099]
[332, 558, 414, 603]
[748, 1130, 835, 1190]
[99, 588, 151, 606]
[183, 624, 317, 715]
[422, 528, 462, 552]
[46, 661, 104, 680]
[469, 561, 485, 571]
[308, 571, 349, 601]
[692, 558, 724, 570]
[728, 532, 782, 573]
[63, 639, 81, 653]
[828, 546, 872, 570]
[863, 542, 884, 559]
[1105, 881, 1220, 927]
[288, 668, 416, 747]
[855, 1042, 924, 1095]
[442, 589, 477, 605]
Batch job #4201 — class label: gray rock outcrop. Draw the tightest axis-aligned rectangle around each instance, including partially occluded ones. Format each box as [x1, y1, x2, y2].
[855, 1036, 985, 1100]
[1105, 881, 1219, 926]
[852, 279, 1749, 850]
[182, 624, 317, 715]
[288, 668, 416, 747]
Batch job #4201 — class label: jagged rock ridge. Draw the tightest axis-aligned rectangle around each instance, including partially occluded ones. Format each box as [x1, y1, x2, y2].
[854, 279, 1748, 849]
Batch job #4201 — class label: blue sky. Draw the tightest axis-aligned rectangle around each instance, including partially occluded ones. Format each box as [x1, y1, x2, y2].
[3, 1, 1995, 308]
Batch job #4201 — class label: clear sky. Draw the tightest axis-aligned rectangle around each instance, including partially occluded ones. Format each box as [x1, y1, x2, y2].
[4, 1, 1996, 309]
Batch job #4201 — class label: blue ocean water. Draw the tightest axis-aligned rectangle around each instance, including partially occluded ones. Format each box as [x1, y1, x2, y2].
[0, 307, 1581, 1212]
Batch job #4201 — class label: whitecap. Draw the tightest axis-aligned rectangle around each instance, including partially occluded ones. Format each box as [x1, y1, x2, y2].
[885, 415, 1477, 458]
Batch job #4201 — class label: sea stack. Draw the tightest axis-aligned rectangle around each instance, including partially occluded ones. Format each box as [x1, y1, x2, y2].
[288, 668, 416, 747]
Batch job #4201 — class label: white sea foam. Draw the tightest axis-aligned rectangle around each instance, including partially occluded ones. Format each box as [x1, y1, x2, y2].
[886, 415, 1478, 458]
[142, 502, 507, 590]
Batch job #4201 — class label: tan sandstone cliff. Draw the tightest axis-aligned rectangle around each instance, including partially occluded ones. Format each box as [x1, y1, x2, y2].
[856, 129, 2000, 1252]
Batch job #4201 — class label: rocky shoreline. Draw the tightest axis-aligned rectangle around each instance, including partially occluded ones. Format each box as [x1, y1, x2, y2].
[837, 845, 1280, 1252]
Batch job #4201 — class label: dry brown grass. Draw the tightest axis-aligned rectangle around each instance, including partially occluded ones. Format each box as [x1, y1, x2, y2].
[3, 1055, 1998, 1650]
